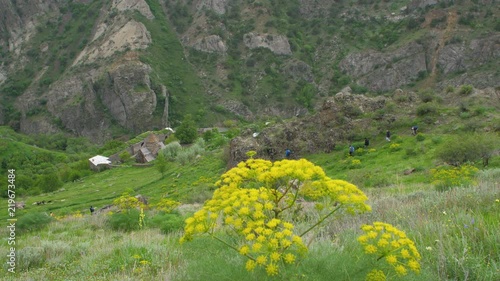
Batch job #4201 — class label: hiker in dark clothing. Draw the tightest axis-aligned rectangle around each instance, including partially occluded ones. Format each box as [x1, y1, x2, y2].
[90, 206, 95, 215]
[411, 126, 418, 136]
[386, 130, 391, 142]
[285, 149, 291, 158]
[364, 138, 370, 148]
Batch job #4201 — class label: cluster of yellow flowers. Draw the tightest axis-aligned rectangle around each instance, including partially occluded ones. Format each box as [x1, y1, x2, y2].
[131, 254, 151, 274]
[138, 207, 146, 229]
[113, 192, 145, 211]
[154, 198, 180, 213]
[365, 269, 387, 281]
[181, 158, 372, 276]
[358, 222, 421, 277]
[430, 164, 479, 189]
[389, 143, 401, 151]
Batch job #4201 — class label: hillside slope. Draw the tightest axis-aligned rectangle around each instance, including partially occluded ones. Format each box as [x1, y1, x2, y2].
[0, 0, 498, 142]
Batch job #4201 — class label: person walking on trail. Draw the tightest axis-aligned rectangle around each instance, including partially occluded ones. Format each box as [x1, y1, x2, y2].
[349, 145, 355, 156]
[364, 138, 370, 148]
[386, 130, 391, 142]
[90, 206, 95, 215]
[285, 149, 291, 158]
[411, 126, 418, 136]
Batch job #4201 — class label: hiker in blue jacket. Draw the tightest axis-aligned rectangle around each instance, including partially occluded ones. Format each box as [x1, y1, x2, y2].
[349, 145, 355, 156]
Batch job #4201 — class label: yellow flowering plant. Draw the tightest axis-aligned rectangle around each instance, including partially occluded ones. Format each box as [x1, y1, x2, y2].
[113, 192, 145, 212]
[181, 156, 371, 276]
[358, 222, 421, 279]
[154, 198, 181, 213]
[430, 164, 479, 191]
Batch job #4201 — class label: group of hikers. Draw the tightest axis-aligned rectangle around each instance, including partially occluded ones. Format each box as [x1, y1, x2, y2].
[284, 126, 419, 158]
[349, 126, 418, 156]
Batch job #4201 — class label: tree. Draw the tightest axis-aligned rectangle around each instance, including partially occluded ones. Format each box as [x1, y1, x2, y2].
[155, 152, 168, 177]
[436, 133, 499, 166]
[175, 114, 198, 144]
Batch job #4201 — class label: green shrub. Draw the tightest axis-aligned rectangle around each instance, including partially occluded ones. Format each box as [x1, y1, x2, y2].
[17, 212, 54, 234]
[419, 90, 434, 103]
[458, 85, 473, 96]
[149, 212, 184, 234]
[108, 209, 141, 232]
[119, 151, 132, 163]
[176, 147, 198, 165]
[35, 172, 63, 192]
[416, 103, 438, 116]
[175, 114, 198, 144]
[17, 247, 46, 270]
[436, 133, 499, 166]
[155, 152, 168, 177]
[431, 164, 479, 191]
[415, 134, 426, 142]
[162, 141, 182, 160]
[405, 148, 417, 157]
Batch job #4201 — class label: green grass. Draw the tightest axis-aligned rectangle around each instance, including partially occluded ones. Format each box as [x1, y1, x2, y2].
[2, 169, 498, 280]
[1, 150, 225, 220]
[1, 117, 499, 280]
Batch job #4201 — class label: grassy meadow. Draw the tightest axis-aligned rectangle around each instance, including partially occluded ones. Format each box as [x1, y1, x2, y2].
[1, 128, 499, 280]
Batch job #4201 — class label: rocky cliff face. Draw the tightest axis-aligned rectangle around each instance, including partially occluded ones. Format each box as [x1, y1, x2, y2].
[1, 0, 165, 142]
[340, 42, 427, 91]
[0, 0, 498, 142]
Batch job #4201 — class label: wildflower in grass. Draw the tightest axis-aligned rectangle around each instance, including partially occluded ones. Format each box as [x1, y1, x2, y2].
[431, 164, 479, 191]
[389, 143, 401, 151]
[154, 198, 180, 213]
[358, 222, 421, 279]
[350, 159, 361, 168]
[181, 156, 371, 277]
[113, 192, 144, 211]
[365, 269, 386, 281]
[138, 207, 145, 229]
[72, 211, 83, 218]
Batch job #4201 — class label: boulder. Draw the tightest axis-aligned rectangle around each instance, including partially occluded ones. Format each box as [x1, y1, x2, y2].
[243, 32, 292, 55]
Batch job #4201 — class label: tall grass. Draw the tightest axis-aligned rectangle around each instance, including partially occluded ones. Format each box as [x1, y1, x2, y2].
[2, 169, 497, 280]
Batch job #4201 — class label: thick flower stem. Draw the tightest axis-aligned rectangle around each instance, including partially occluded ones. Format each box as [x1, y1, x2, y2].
[210, 234, 256, 261]
[299, 205, 342, 237]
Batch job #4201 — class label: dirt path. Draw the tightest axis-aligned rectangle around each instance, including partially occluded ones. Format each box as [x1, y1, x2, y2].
[428, 10, 458, 82]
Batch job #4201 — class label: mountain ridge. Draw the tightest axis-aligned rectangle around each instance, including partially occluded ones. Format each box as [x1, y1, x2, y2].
[0, 0, 498, 143]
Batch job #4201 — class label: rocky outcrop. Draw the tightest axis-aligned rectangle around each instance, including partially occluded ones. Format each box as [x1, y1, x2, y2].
[298, 0, 337, 18]
[0, 69, 6, 85]
[243, 33, 292, 55]
[98, 60, 158, 134]
[112, 0, 154, 20]
[282, 60, 314, 83]
[438, 35, 500, 75]
[25, 76, 112, 142]
[228, 90, 388, 167]
[192, 35, 227, 53]
[220, 100, 254, 120]
[197, 0, 228, 15]
[74, 20, 152, 65]
[340, 42, 427, 91]
[407, 0, 438, 11]
[0, 0, 60, 56]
